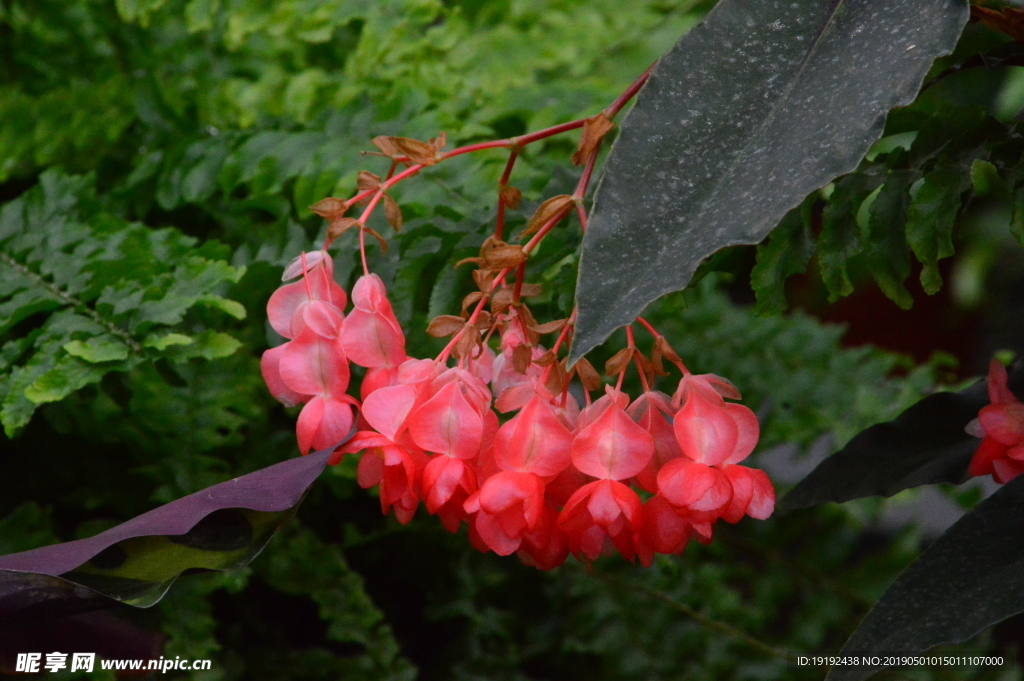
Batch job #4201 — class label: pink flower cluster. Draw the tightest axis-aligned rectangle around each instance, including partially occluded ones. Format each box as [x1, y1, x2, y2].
[262, 251, 775, 569]
[968, 359, 1024, 484]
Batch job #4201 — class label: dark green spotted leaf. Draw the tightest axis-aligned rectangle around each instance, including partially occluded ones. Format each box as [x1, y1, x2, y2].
[571, 0, 968, 363]
[0, 447, 335, 613]
[780, 360, 1024, 511]
[827, 474, 1024, 681]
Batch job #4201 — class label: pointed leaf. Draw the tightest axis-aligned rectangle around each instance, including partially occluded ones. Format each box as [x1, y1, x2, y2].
[780, 361, 1024, 511]
[827, 474, 1024, 681]
[570, 0, 968, 363]
[0, 446, 339, 613]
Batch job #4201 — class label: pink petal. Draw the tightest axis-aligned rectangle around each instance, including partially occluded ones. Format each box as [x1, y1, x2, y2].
[478, 471, 545, 530]
[722, 403, 760, 464]
[341, 309, 406, 368]
[356, 449, 384, 488]
[409, 382, 484, 459]
[282, 250, 329, 281]
[493, 396, 573, 477]
[267, 280, 310, 339]
[361, 366, 401, 400]
[969, 437, 1006, 478]
[673, 388, 739, 466]
[978, 403, 1024, 447]
[988, 359, 1017, 406]
[296, 396, 325, 454]
[295, 396, 354, 454]
[474, 510, 523, 555]
[721, 465, 754, 523]
[571, 402, 654, 480]
[993, 458, 1024, 484]
[641, 494, 691, 555]
[746, 468, 775, 519]
[302, 300, 345, 339]
[422, 455, 472, 513]
[362, 384, 420, 442]
[586, 479, 640, 527]
[657, 458, 732, 513]
[350, 273, 389, 312]
[494, 383, 537, 413]
[260, 343, 310, 407]
[279, 327, 350, 397]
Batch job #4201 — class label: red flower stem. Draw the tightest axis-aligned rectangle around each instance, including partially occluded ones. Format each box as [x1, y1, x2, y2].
[385, 161, 399, 180]
[359, 228, 369, 276]
[437, 204, 573, 362]
[495, 151, 519, 241]
[512, 262, 526, 304]
[636, 316, 660, 338]
[603, 62, 655, 119]
[538, 309, 577, 391]
[300, 252, 313, 299]
[626, 326, 651, 393]
[574, 203, 588, 232]
[513, 119, 587, 146]
[551, 308, 577, 355]
[573, 146, 600, 200]
[328, 66, 652, 251]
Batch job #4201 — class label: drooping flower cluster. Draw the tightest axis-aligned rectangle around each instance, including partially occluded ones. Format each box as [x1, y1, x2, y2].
[262, 250, 774, 569]
[967, 359, 1024, 484]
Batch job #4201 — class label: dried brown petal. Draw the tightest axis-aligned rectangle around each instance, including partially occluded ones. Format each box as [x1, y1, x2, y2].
[384, 195, 403, 231]
[649, 344, 668, 377]
[310, 197, 348, 220]
[545, 360, 567, 396]
[392, 137, 440, 166]
[473, 269, 495, 293]
[655, 335, 681, 364]
[571, 112, 615, 166]
[605, 348, 633, 377]
[574, 358, 603, 392]
[327, 217, 361, 241]
[490, 288, 514, 313]
[427, 315, 466, 338]
[364, 227, 389, 255]
[453, 326, 481, 359]
[473, 311, 492, 331]
[371, 136, 400, 158]
[456, 256, 485, 269]
[512, 344, 533, 374]
[429, 132, 447, 154]
[533, 351, 557, 367]
[499, 184, 522, 210]
[531, 319, 566, 335]
[484, 244, 528, 269]
[518, 283, 543, 298]
[520, 195, 574, 239]
[462, 291, 485, 313]
[357, 171, 382, 192]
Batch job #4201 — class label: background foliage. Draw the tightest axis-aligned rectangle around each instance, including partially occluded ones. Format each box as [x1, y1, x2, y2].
[3, 0, 1024, 679]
